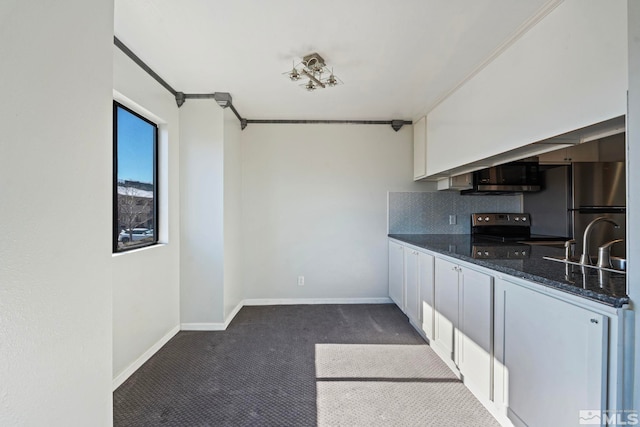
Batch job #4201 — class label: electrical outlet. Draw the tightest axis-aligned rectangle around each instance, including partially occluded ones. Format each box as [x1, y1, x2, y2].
[297, 276, 305, 286]
[449, 215, 457, 225]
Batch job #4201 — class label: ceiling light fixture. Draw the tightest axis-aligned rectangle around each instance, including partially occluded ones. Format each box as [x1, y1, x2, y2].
[285, 52, 342, 91]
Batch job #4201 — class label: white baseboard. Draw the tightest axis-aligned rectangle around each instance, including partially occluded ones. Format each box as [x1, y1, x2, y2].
[181, 300, 245, 331]
[242, 297, 393, 306]
[115, 298, 393, 389]
[180, 322, 227, 331]
[112, 324, 180, 391]
[181, 298, 392, 330]
[223, 300, 244, 326]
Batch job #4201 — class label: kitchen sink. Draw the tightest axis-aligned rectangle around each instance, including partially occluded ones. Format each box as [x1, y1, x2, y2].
[543, 255, 627, 274]
[610, 257, 627, 271]
[518, 240, 567, 249]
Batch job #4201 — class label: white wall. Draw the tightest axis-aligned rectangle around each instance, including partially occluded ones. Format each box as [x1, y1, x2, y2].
[180, 103, 244, 327]
[426, 0, 628, 176]
[241, 124, 429, 301]
[223, 109, 243, 318]
[180, 101, 226, 325]
[0, 1, 114, 425]
[112, 47, 181, 385]
[627, 0, 640, 411]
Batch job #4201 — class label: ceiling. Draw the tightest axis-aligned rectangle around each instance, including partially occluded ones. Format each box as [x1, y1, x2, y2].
[114, 0, 558, 121]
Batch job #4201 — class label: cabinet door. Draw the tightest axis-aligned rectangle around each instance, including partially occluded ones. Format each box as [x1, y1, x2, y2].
[413, 116, 427, 180]
[404, 248, 420, 323]
[458, 267, 493, 401]
[418, 251, 435, 340]
[494, 279, 607, 427]
[567, 141, 599, 162]
[433, 258, 459, 362]
[388, 241, 404, 309]
[450, 173, 473, 190]
[538, 147, 571, 164]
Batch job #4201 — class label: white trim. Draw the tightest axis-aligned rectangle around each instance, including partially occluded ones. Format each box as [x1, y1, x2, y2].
[224, 300, 244, 327]
[112, 89, 167, 125]
[112, 324, 180, 391]
[180, 322, 227, 331]
[180, 298, 392, 330]
[242, 297, 393, 306]
[181, 300, 245, 331]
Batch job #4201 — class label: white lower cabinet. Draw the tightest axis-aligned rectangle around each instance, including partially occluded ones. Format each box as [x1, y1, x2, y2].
[494, 278, 607, 427]
[388, 240, 435, 340]
[388, 240, 404, 309]
[433, 257, 493, 404]
[388, 239, 621, 427]
[433, 258, 460, 364]
[418, 251, 435, 340]
[458, 266, 493, 402]
[404, 248, 420, 325]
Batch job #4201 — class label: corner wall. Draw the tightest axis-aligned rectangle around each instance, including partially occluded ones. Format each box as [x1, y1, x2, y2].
[223, 110, 243, 318]
[112, 47, 181, 386]
[179, 103, 244, 327]
[0, 1, 114, 424]
[241, 124, 429, 301]
[179, 101, 225, 326]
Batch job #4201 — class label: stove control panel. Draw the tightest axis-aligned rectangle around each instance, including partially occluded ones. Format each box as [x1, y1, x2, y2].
[472, 245, 530, 259]
[471, 213, 531, 227]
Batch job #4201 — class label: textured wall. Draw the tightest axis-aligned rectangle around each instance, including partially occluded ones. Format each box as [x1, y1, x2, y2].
[241, 124, 430, 300]
[112, 47, 181, 384]
[0, 1, 114, 424]
[179, 101, 226, 324]
[223, 109, 243, 320]
[388, 192, 522, 234]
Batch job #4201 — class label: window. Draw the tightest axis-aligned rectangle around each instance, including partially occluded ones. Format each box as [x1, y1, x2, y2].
[113, 102, 158, 252]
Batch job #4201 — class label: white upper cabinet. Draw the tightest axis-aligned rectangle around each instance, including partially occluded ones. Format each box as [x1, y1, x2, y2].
[413, 116, 427, 180]
[425, 0, 627, 178]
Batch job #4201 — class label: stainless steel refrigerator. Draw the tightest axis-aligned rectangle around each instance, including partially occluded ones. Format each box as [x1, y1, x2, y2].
[572, 162, 626, 258]
[524, 161, 626, 258]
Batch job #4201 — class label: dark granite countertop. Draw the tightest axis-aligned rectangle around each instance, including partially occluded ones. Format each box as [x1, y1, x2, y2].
[388, 234, 629, 308]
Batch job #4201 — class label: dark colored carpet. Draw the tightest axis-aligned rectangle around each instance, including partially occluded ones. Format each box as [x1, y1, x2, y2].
[113, 304, 499, 426]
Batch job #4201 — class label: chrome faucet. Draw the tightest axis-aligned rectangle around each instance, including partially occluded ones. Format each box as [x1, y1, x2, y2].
[597, 239, 624, 268]
[579, 217, 620, 265]
[564, 239, 576, 261]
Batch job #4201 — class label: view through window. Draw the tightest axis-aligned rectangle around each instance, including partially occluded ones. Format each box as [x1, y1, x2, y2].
[113, 102, 158, 252]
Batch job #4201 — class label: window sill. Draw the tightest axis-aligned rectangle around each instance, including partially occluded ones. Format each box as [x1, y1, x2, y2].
[112, 242, 167, 257]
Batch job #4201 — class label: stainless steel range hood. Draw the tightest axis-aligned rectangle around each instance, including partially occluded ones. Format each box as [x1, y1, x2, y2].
[461, 161, 542, 195]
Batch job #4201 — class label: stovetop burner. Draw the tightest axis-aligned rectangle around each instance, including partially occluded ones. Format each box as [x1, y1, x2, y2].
[471, 213, 531, 238]
[470, 212, 568, 259]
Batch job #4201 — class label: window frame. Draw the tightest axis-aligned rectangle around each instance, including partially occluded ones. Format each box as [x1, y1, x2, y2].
[113, 101, 159, 253]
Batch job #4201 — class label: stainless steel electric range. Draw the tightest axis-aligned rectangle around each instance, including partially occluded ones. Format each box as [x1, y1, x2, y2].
[470, 213, 569, 259]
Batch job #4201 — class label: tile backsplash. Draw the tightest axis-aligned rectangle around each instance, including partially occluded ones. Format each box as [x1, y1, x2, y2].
[388, 191, 522, 234]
